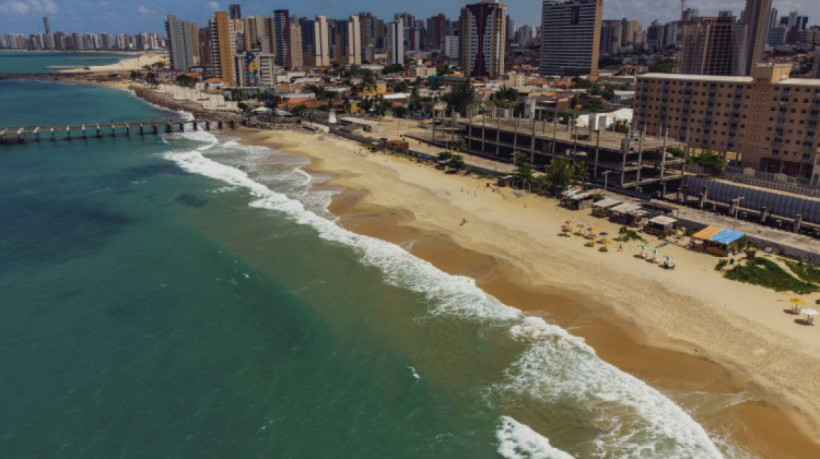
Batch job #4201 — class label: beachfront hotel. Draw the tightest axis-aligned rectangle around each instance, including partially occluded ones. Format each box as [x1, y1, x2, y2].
[634, 63, 820, 182]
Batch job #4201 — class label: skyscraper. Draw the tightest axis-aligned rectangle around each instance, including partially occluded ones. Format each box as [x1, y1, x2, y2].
[165, 15, 197, 71]
[742, 0, 771, 75]
[460, 0, 507, 78]
[42, 17, 50, 35]
[300, 17, 316, 67]
[289, 19, 303, 68]
[229, 4, 242, 20]
[209, 11, 236, 85]
[274, 10, 290, 67]
[386, 18, 404, 65]
[680, 12, 746, 76]
[314, 15, 330, 67]
[347, 15, 362, 65]
[539, 0, 603, 78]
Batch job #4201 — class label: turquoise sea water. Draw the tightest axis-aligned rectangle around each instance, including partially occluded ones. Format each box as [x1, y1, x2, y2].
[0, 51, 134, 74]
[0, 77, 739, 457]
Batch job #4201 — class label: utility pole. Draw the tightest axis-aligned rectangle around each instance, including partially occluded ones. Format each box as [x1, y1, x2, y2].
[733, 196, 746, 229]
[602, 170, 611, 191]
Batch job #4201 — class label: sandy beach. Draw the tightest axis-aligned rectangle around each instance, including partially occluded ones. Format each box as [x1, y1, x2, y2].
[236, 125, 820, 458]
[59, 52, 167, 74]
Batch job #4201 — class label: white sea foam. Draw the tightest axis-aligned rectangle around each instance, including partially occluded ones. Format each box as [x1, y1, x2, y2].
[496, 416, 574, 459]
[162, 131, 725, 458]
[408, 366, 421, 381]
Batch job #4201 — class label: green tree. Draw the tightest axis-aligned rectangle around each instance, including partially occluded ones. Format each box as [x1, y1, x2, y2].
[175, 74, 198, 88]
[442, 79, 475, 117]
[539, 159, 588, 196]
[583, 99, 606, 112]
[690, 150, 727, 176]
[382, 63, 405, 74]
[649, 59, 678, 73]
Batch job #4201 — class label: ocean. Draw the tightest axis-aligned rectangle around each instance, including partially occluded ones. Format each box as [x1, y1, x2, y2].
[0, 62, 732, 458]
[0, 50, 134, 74]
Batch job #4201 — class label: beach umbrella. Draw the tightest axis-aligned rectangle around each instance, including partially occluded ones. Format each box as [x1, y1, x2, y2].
[790, 298, 806, 312]
[799, 308, 817, 325]
[663, 255, 674, 262]
[637, 244, 648, 251]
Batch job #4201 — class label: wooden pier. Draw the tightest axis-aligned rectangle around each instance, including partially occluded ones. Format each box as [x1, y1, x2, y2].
[0, 119, 236, 145]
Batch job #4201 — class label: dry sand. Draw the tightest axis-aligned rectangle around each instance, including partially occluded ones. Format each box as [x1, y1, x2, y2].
[238, 126, 820, 458]
[61, 52, 168, 74]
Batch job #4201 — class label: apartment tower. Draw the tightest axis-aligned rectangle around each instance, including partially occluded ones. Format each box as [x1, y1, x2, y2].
[460, 0, 506, 78]
[742, 0, 771, 75]
[539, 0, 603, 79]
[274, 10, 290, 67]
[347, 15, 362, 66]
[165, 15, 197, 71]
[314, 15, 330, 67]
[679, 12, 746, 76]
[209, 11, 236, 85]
[386, 18, 405, 65]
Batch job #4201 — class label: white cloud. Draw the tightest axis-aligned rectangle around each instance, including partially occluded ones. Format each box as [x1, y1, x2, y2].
[207, 1, 219, 10]
[0, 0, 58, 14]
[136, 5, 154, 15]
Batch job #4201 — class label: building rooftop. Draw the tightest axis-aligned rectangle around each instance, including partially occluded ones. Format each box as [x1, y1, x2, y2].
[639, 73, 820, 87]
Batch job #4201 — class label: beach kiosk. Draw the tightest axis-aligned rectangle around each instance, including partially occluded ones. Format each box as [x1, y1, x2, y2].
[591, 198, 622, 218]
[645, 216, 678, 237]
[609, 203, 648, 226]
[691, 226, 746, 257]
[561, 190, 597, 210]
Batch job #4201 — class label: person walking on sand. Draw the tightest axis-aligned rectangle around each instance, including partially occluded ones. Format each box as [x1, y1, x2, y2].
[618, 242, 624, 252]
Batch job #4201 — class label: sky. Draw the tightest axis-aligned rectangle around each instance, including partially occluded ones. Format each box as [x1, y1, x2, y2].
[0, 0, 815, 34]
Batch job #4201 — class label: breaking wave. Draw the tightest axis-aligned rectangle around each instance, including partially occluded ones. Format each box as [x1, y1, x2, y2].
[162, 130, 724, 458]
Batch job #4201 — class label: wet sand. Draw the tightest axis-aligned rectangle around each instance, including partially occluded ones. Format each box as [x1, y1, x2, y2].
[241, 126, 820, 457]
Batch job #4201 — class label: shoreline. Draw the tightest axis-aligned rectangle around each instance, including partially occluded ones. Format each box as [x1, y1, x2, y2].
[236, 126, 820, 458]
[46, 77, 815, 456]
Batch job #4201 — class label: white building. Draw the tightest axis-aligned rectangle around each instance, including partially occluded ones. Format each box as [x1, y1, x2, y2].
[386, 18, 405, 65]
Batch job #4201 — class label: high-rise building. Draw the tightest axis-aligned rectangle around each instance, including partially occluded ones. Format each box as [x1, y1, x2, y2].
[314, 15, 330, 67]
[289, 19, 303, 68]
[347, 15, 362, 65]
[229, 4, 241, 20]
[539, 0, 603, 78]
[680, 13, 746, 76]
[165, 15, 197, 71]
[444, 35, 459, 59]
[428, 14, 448, 49]
[386, 18, 404, 65]
[812, 49, 820, 78]
[274, 10, 290, 68]
[42, 17, 50, 35]
[635, 63, 820, 177]
[600, 19, 622, 55]
[460, 0, 507, 78]
[209, 11, 236, 85]
[742, 0, 771, 75]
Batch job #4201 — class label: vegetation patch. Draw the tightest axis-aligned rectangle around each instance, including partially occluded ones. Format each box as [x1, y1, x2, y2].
[784, 260, 820, 285]
[616, 226, 645, 243]
[724, 258, 819, 294]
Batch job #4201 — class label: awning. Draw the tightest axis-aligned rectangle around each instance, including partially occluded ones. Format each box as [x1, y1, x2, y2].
[610, 203, 640, 214]
[593, 198, 621, 209]
[649, 216, 677, 226]
[691, 226, 723, 241]
[710, 229, 745, 245]
[570, 191, 595, 201]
